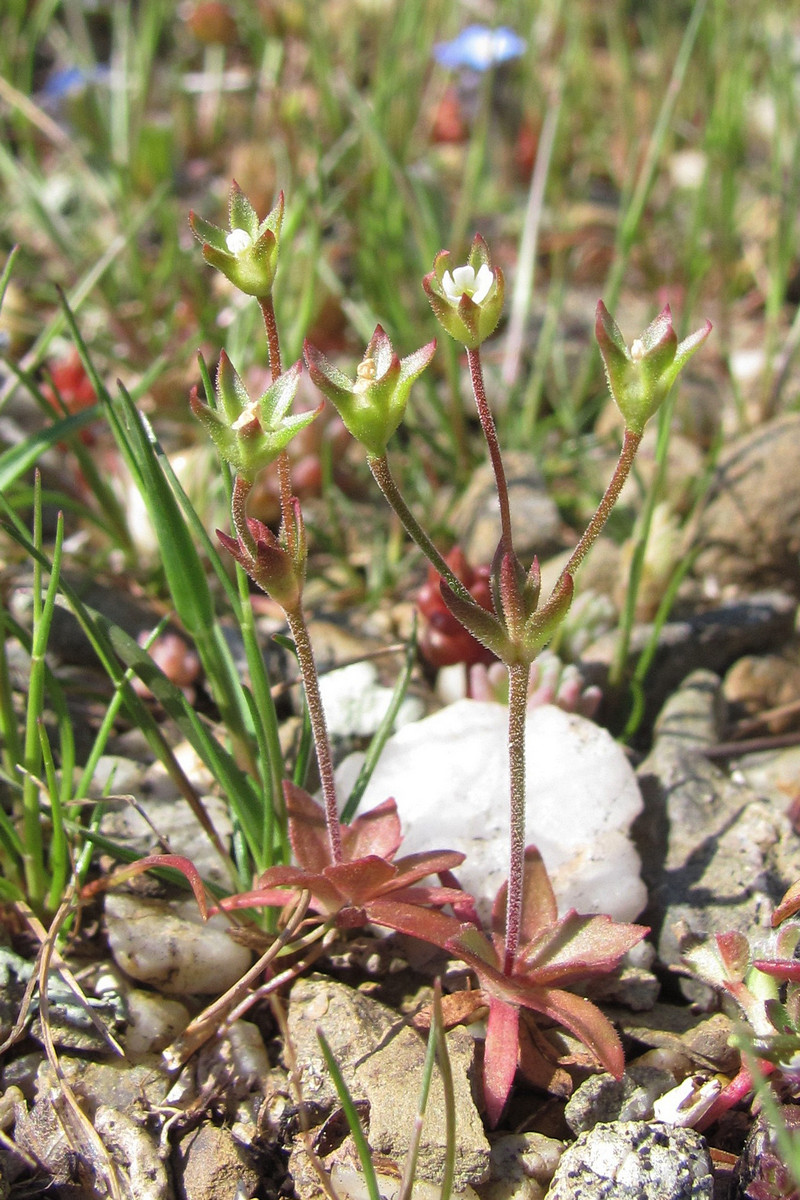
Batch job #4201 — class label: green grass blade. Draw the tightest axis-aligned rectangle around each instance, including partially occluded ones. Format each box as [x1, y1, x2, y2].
[0, 404, 102, 492]
[341, 627, 417, 824]
[82, 607, 266, 866]
[433, 981, 455, 1200]
[317, 1028, 381, 1200]
[397, 981, 440, 1200]
[37, 718, 68, 911]
[0, 244, 20, 309]
[0, 505, 253, 884]
[21, 484, 64, 909]
[59, 298, 258, 771]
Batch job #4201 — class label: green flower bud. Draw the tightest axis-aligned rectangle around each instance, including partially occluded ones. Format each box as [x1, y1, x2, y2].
[191, 355, 320, 483]
[422, 234, 505, 349]
[189, 182, 283, 298]
[218, 499, 306, 609]
[304, 325, 435, 456]
[595, 301, 711, 435]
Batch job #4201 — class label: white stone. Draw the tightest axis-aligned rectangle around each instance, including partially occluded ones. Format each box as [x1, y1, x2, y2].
[335, 700, 646, 922]
[318, 660, 423, 738]
[123, 989, 191, 1058]
[105, 894, 252, 994]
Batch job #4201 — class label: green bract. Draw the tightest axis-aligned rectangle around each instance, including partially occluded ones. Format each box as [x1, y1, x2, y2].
[304, 325, 436, 457]
[190, 355, 320, 483]
[189, 182, 284, 298]
[595, 301, 712, 435]
[423, 234, 505, 349]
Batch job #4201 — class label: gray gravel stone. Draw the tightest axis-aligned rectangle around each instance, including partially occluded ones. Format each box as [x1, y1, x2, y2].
[545, 1120, 713, 1200]
[634, 670, 800, 988]
[176, 1123, 259, 1200]
[564, 1066, 676, 1135]
[288, 975, 490, 1190]
[690, 411, 800, 592]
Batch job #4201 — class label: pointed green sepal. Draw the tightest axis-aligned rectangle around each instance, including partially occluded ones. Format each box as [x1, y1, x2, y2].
[439, 581, 512, 661]
[595, 301, 712, 435]
[305, 325, 435, 456]
[192, 355, 320, 482]
[522, 572, 574, 661]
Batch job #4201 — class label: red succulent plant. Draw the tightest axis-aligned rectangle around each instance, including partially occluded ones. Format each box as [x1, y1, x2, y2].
[417, 546, 496, 669]
[214, 782, 471, 948]
[445, 847, 648, 1126]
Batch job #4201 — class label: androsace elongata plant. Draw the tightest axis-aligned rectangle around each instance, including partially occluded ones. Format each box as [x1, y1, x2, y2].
[189, 183, 709, 1121]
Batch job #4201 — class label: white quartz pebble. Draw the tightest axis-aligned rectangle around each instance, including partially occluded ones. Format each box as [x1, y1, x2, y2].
[336, 700, 646, 922]
[105, 894, 252, 995]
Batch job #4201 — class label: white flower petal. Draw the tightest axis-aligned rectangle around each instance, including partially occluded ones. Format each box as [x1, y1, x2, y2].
[472, 264, 495, 305]
[225, 229, 252, 255]
[441, 270, 459, 302]
[452, 265, 477, 294]
[652, 1075, 720, 1127]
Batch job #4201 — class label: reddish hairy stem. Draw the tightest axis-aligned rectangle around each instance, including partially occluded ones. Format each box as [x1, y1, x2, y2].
[232, 475, 256, 556]
[257, 296, 293, 553]
[259, 296, 283, 381]
[467, 347, 513, 557]
[504, 661, 530, 973]
[285, 606, 342, 864]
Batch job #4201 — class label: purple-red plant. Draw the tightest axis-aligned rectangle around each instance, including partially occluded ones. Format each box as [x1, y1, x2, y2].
[445, 847, 647, 1126]
[213, 781, 471, 948]
[417, 546, 496, 670]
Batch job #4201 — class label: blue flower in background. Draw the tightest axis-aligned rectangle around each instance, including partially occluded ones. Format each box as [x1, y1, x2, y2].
[42, 64, 109, 101]
[434, 25, 526, 72]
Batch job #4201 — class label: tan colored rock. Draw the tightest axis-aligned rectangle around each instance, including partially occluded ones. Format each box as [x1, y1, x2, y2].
[691, 413, 800, 593]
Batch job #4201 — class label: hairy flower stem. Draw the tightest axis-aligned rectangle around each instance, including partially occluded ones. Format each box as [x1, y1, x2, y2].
[259, 296, 283, 382]
[504, 661, 530, 974]
[467, 347, 514, 557]
[284, 605, 343, 865]
[367, 454, 475, 609]
[232, 475, 257, 556]
[258, 296, 294, 536]
[556, 429, 642, 591]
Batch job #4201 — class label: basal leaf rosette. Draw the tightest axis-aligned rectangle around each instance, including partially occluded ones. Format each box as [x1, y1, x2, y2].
[304, 325, 436, 456]
[190, 356, 320, 483]
[423, 234, 505, 349]
[595, 301, 711, 435]
[445, 848, 648, 1126]
[189, 182, 284, 298]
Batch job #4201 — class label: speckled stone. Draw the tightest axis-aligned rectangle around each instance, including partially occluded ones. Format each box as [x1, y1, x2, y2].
[545, 1121, 713, 1200]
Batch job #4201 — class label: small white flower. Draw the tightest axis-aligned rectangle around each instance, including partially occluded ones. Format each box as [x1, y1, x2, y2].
[442, 263, 495, 305]
[225, 228, 252, 255]
[652, 1074, 721, 1127]
[231, 398, 261, 431]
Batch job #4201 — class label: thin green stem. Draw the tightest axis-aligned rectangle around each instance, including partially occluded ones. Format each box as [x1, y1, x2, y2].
[556, 429, 642, 590]
[467, 348, 513, 556]
[367, 454, 475, 608]
[285, 605, 342, 865]
[504, 661, 530, 974]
